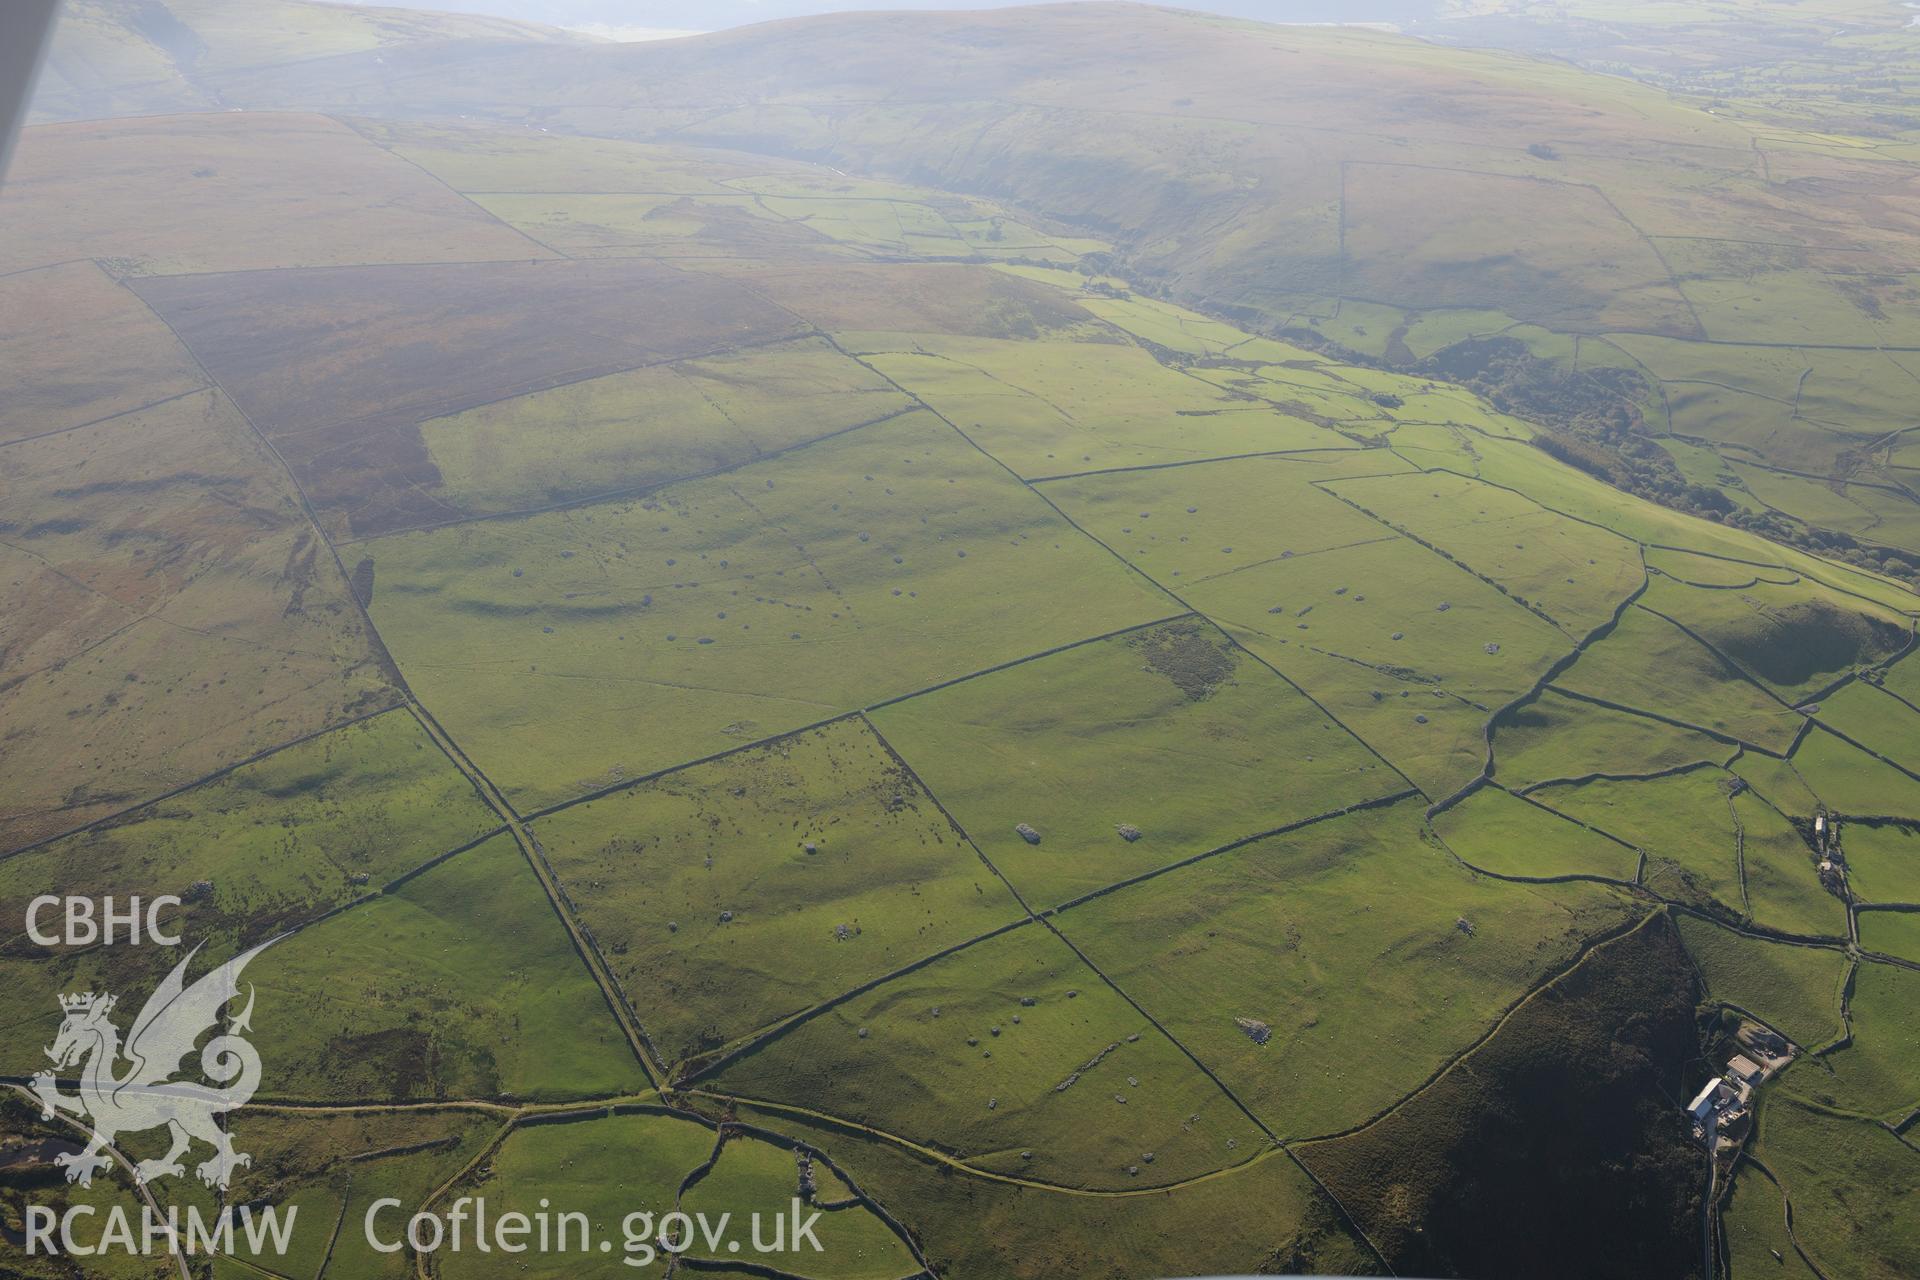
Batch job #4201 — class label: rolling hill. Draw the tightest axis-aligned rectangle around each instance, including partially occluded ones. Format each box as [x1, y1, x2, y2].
[3, 3, 1917, 1278]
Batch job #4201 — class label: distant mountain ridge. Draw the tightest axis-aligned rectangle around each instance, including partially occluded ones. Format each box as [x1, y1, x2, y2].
[31, 0, 1920, 579]
[33, 0, 591, 122]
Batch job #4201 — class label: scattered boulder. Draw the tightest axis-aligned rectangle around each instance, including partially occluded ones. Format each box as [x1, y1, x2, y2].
[183, 879, 215, 904]
[1116, 824, 1143, 842]
[795, 1150, 817, 1201]
[857, 1026, 869, 1039]
[1456, 916, 1476, 936]
[1020, 995, 1037, 1007]
[718, 910, 734, 924]
[1484, 642, 1501, 655]
[1015, 823, 1042, 845]
[1235, 1016, 1272, 1046]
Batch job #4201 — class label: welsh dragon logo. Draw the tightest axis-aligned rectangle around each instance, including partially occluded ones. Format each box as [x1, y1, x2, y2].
[31, 941, 274, 1190]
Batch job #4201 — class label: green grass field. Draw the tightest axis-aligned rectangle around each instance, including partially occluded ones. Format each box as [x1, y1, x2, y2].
[1781, 960, 1920, 1120]
[1858, 917, 1920, 967]
[14, 11, 1920, 1274]
[1844, 823, 1920, 903]
[1674, 914, 1849, 1049]
[1554, 603, 1807, 752]
[1430, 785, 1643, 882]
[730, 1100, 1371, 1279]
[416, 337, 913, 517]
[1813, 681, 1920, 768]
[1323, 470, 1645, 636]
[680, 1132, 920, 1279]
[246, 832, 646, 1101]
[365, 411, 1175, 810]
[712, 924, 1268, 1190]
[868, 616, 1400, 905]
[215, 1109, 501, 1279]
[1041, 451, 1408, 585]
[856, 335, 1355, 478]
[1723, 1165, 1820, 1280]
[1047, 799, 1634, 1139]
[1731, 752, 1824, 820]
[1733, 790, 1848, 939]
[1747, 1097, 1919, 1280]
[1492, 689, 1732, 789]
[531, 716, 1027, 1071]
[437, 1111, 714, 1280]
[0, 708, 499, 1075]
[1639, 573, 1910, 705]
[1791, 728, 1920, 821]
[1183, 512, 1576, 801]
[1533, 768, 1748, 914]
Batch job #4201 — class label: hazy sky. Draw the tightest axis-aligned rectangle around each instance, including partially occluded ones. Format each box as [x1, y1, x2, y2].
[360, 1, 1446, 40]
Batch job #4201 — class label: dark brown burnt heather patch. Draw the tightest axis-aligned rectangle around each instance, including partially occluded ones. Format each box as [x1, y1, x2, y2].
[131, 258, 805, 537]
[1128, 618, 1238, 701]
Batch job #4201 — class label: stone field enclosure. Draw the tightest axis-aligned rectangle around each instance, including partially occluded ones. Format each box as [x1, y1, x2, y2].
[3, 2, 1920, 1277]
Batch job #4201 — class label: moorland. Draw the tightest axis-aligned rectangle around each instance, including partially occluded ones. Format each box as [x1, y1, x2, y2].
[2, 3, 1917, 1278]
